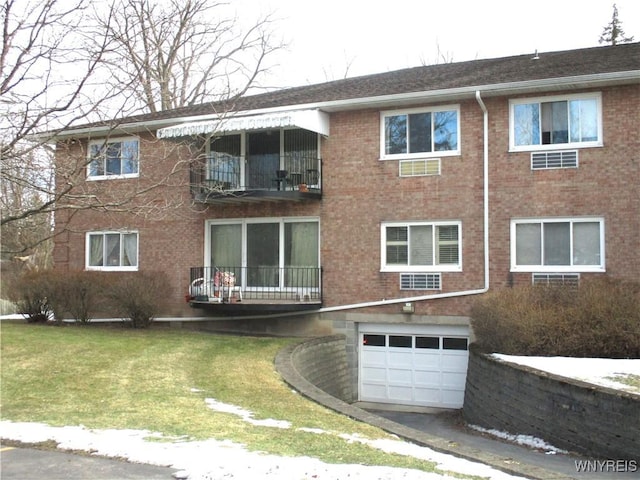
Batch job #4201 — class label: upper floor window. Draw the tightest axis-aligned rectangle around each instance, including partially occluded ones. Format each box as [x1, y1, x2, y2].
[381, 106, 460, 159]
[86, 231, 138, 271]
[510, 93, 602, 152]
[511, 218, 604, 272]
[381, 221, 461, 272]
[88, 138, 139, 179]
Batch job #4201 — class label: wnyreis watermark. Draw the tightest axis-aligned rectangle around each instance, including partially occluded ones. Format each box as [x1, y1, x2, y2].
[575, 460, 638, 473]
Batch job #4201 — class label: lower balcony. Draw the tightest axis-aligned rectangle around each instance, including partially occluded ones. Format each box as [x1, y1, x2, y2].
[187, 266, 322, 314]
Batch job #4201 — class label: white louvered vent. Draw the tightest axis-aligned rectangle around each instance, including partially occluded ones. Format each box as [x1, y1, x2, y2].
[532, 273, 580, 286]
[531, 150, 578, 170]
[399, 158, 441, 177]
[400, 273, 441, 290]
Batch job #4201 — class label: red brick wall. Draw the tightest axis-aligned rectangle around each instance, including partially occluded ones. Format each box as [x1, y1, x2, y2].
[53, 84, 639, 319]
[487, 86, 640, 288]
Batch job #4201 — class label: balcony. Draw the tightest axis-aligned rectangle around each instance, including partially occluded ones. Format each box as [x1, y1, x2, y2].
[188, 266, 323, 314]
[191, 153, 322, 204]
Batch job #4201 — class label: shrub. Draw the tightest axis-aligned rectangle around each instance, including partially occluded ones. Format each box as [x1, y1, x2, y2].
[60, 270, 110, 323]
[5, 270, 55, 323]
[471, 277, 640, 358]
[106, 271, 170, 328]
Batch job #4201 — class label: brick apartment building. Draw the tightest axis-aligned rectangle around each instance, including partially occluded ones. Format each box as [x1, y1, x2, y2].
[53, 43, 640, 409]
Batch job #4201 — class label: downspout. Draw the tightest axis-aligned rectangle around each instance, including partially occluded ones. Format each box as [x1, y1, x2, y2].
[167, 91, 490, 321]
[316, 90, 490, 313]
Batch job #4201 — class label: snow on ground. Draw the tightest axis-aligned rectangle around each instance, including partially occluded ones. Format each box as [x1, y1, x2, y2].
[492, 355, 640, 394]
[2, 320, 636, 479]
[0, 396, 529, 480]
[467, 426, 568, 454]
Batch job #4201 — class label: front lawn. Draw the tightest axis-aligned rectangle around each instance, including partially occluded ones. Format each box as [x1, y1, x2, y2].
[0, 322, 437, 472]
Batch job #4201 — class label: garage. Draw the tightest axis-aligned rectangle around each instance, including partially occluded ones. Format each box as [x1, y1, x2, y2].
[359, 323, 469, 409]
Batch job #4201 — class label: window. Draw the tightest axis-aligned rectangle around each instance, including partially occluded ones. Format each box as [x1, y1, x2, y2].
[86, 232, 138, 270]
[363, 334, 386, 346]
[208, 218, 320, 289]
[381, 222, 461, 272]
[442, 337, 468, 351]
[510, 93, 602, 151]
[88, 138, 139, 178]
[389, 335, 412, 348]
[381, 106, 459, 159]
[511, 218, 604, 272]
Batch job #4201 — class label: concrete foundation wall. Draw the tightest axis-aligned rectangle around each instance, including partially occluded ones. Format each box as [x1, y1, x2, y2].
[288, 334, 354, 403]
[463, 347, 640, 461]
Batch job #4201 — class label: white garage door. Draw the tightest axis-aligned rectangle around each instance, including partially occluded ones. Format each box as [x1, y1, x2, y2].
[359, 324, 469, 409]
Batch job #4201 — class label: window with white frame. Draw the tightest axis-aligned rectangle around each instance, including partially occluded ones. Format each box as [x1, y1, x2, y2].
[381, 106, 460, 159]
[88, 138, 139, 178]
[511, 218, 604, 272]
[86, 232, 138, 270]
[208, 218, 320, 288]
[510, 93, 602, 151]
[381, 222, 461, 272]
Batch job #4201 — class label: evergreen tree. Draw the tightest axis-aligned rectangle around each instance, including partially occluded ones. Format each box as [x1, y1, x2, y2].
[599, 4, 635, 45]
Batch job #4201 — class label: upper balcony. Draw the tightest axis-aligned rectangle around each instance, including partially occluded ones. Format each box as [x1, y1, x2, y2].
[191, 153, 322, 204]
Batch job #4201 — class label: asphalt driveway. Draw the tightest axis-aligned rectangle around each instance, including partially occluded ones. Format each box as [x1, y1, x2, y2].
[0, 445, 178, 480]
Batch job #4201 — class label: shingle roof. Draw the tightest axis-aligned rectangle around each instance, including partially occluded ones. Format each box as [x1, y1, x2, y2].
[69, 42, 640, 131]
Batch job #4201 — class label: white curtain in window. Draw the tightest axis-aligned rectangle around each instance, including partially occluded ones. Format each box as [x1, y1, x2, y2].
[285, 222, 318, 287]
[122, 233, 138, 267]
[89, 235, 104, 266]
[211, 224, 242, 270]
[105, 234, 121, 266]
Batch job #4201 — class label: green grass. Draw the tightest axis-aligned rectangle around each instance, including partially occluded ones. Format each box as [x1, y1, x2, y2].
[0, 322, 449, 474]
[607, 374, 640, 393]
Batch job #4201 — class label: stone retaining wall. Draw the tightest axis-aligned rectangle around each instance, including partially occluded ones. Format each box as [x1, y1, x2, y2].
[288, 334, 354, 403]
[463, 346, 639, 461]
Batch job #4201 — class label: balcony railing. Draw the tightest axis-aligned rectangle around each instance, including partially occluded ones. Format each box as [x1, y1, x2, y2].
[188, 266, 322, 304]
[190, 153, 321, 202]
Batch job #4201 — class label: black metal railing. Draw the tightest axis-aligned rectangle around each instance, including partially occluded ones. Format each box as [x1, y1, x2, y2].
[188, 266, 322, 302]
[190, 154, 321, 195]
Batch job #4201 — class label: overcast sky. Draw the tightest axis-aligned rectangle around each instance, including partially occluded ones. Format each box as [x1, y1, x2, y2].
[246, 0, 640, 89]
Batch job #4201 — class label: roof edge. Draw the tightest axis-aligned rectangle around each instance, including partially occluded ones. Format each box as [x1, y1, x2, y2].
[52, 70, 640, 140]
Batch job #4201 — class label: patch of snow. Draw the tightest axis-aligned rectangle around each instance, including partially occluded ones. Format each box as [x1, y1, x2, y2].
[1, 392, 534, 480]
[468, 425, 568, 454]
[491, 355, 640, 393]
[336, 433, 526, 480]
[204, 398, 291, 429]
[0, 420, 529, 480]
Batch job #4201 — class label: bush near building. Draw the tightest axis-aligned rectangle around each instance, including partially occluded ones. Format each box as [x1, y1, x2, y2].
[6, 270, 169, 328]
[471, 277, 640, 358]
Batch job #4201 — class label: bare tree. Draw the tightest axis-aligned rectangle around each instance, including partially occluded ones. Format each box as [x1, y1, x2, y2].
[1, 0, 283, 260]
[599, 4, 635, 45]
[0, 0, 120, 262]
[95, 0, 283, 113]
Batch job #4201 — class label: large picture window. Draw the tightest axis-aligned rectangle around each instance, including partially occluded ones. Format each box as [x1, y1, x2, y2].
[86, 232, 138, 270]
[88, 138, 139, 178]
[510, 93, 602, 151]
[381, 106, 459, 159]
[381, 222, 461, 272]
[511, 218, 604, 272]
[208, 218, 319, 289]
